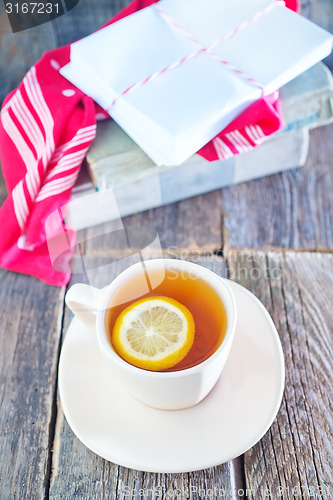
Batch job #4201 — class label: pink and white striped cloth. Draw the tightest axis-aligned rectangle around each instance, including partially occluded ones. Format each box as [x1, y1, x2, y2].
[0, 0, 298, 287]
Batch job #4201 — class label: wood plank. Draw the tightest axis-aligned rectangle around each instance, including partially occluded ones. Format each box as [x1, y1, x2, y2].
[68, 190, 223, 262]
[49, 255, 244, 499]
[226, 249, 333, 499]
[51, 0, 132, 46]
[123, 192, 223, 253]
[300, 0, 333, 70]
[0, 13, 57, 105]
[0, 270, 65, 499]
[0, 0, 131, 105]
[221, 124, 333, 250]
[0, 167, 7, 206]
[0, 2, 332, 497]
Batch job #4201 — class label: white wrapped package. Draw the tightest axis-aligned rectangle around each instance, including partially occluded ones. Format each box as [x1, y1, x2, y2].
[61, 0, 332, 166]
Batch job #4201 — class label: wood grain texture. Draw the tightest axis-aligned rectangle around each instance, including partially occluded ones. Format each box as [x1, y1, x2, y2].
[0, 270, 65, 500]
[123, 192, 224, 253]
[49, 256, 244, 500]
[0, 0, 132, 105]
[300, 0, 333, 70]
[68, 189, 224, 263]
[0, 166, 7, 205]
[1, 0, 332, 497]
[51, 0, 132, 47]
[222, 125, 333, 250]
[226, 249, 333, 499]
[0, 14, 57, 105]
[50, 411, 243, 500]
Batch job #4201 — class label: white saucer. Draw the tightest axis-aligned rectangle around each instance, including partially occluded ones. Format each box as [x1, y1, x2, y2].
[59, 280, 285, 473]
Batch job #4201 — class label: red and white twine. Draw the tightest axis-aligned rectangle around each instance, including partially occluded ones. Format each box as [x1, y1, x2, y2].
[108, 1, 286, 110]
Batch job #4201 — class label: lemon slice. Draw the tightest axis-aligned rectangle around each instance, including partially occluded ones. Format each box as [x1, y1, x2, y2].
[112, 296, 195, 371]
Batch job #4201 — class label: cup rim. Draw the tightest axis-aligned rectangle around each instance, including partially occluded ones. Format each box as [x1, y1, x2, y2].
[96, 258, 237, 378]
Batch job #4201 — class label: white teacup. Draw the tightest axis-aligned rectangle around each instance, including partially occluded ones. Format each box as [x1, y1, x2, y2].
[65, 259, 237, 410]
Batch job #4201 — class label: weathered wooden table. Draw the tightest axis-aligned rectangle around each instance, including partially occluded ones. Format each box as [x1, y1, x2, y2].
[1, 1, 333, 499]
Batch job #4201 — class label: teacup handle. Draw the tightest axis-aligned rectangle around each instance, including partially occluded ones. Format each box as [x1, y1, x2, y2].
[65, 284, 105, 332]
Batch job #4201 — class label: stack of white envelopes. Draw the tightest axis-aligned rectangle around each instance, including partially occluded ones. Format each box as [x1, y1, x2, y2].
[61, 0, 332, 166]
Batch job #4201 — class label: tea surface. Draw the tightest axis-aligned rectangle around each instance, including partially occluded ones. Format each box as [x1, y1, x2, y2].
[105, 267, 227, 371]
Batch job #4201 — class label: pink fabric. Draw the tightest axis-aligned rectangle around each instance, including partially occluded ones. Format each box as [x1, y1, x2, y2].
[0, 0, 297, 286]
[285, 0, 299, 12]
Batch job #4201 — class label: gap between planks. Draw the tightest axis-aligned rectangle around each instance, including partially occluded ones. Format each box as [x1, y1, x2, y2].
[44, 291, 69, 500]
[222, 243, 333, 256]
[71, 243, 333, 263]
